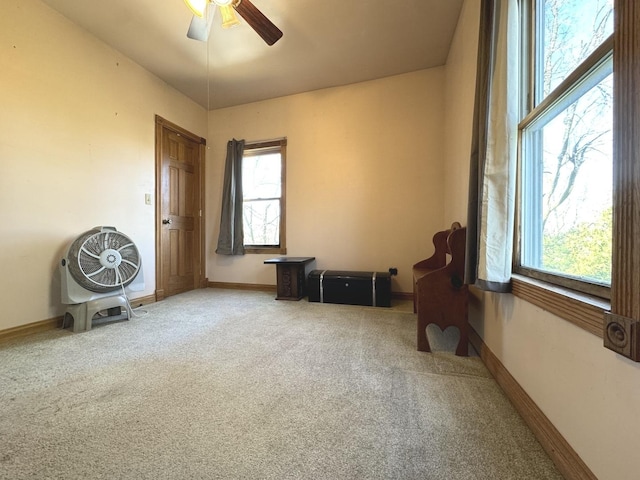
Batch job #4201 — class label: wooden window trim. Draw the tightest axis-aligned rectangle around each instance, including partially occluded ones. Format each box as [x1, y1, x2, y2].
[610, 0, 640, 322]
[244, 246, 287, 255]
[515, 1, 614, 298]
[511, 274, 608, 338]
[242, 138, 287, 254]
[512, 1, 640, 344]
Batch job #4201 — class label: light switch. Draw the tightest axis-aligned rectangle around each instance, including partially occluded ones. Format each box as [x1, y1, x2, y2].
[144, 193, 152, 205]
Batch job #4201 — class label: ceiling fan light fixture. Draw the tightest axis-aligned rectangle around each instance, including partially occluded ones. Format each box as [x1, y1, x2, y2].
[184, 0, 281, 46]
[219, 5, 240, 29]
[184, 0, 208, 17]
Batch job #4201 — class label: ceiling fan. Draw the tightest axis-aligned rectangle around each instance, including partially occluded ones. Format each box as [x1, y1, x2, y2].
[184, 0, 283, 46]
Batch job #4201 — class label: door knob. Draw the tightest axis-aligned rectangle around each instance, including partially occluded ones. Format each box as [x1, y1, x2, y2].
[162, 219, 172, 225]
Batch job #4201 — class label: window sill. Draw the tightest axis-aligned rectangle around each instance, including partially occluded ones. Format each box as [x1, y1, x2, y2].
[244, 247, 287, 255]
[511, 274, 609, 338]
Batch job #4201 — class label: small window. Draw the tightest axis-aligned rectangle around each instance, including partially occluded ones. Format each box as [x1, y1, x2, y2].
[517, 0, 613, 298]
[242, 139, 286, 253]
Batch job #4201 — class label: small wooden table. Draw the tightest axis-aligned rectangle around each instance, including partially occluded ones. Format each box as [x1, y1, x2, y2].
[264, 257, 316, 300]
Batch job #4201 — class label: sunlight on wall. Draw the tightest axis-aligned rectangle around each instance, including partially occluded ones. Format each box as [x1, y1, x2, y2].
[0, 0, 207, 330]
[207, 69, 446, 294]
[446, 1, 640, 479]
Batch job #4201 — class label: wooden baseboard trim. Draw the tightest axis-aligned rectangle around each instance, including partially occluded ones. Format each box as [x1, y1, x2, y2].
[208, 281, 277, 292]
[0, 317, 63, 342]
[0, 293, 158, 342]
[129, 294, 157, 307]
[392, 292, 413, 301]
[469, 327, 597, 480]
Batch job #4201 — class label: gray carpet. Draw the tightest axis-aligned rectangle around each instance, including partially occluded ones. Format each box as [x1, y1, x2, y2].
[0, 289, 562, 479]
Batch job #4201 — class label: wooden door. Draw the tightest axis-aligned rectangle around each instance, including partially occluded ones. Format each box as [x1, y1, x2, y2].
[155, 116, 206, 300]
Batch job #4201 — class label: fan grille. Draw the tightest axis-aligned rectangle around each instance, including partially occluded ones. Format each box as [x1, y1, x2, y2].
[68, 228, 141, 293]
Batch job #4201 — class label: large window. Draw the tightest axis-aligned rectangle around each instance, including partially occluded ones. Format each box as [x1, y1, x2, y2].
[242, 139, 286, 253]
[516, 0, 614, 298]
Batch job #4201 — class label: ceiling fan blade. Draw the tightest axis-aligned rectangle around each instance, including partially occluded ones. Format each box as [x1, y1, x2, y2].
[187, 5, 216, 41]
[234, 0, 283, 46]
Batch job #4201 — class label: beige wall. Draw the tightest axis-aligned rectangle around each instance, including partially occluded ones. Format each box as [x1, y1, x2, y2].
[473, 292, 640, 480]
[5, 0, 638, 477]
[445, 1, 640, 479]
[443, 0, 478, 223]
[0, 0, 207, 331]
[207, 70, 447, 294]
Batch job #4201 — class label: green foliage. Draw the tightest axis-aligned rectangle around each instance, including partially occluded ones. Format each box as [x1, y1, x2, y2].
[542, 207, 612, 283]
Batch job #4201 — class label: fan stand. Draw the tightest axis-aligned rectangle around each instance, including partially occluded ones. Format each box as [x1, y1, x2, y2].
[64, 295, 129, 333]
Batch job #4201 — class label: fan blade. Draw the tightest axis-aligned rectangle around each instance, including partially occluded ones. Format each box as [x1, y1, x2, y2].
[234, 0, 283, 46]
[187, 5, 216, 41]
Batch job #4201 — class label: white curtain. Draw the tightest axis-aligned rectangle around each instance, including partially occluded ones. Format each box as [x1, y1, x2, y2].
[466, 0, 519, 292]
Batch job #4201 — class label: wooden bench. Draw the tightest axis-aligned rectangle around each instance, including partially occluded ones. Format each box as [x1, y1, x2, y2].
[412, 222, 469, 356]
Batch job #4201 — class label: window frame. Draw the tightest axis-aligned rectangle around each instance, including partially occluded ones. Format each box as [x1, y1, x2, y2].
[511, 0, 640, 340]
[241, 138, 287, 255]
[514, 0, 614, 301]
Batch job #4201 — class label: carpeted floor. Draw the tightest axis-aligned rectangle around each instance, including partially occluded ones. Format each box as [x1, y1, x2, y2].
[0, 289, 562, 479]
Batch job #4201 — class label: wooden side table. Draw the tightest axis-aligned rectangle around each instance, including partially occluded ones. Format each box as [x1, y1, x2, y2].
[264, 257, 316, 300]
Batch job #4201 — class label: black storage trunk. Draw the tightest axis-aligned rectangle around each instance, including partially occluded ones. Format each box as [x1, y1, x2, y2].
[308, 270, 391, 307]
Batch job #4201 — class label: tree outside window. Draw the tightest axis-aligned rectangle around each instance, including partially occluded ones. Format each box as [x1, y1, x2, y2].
[518, 0, 613, 297]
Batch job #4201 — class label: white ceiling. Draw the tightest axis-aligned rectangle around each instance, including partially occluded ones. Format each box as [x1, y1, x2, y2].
[40, 0, 465, 109]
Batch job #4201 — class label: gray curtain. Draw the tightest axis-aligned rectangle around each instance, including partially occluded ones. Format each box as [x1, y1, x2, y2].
[216, 139, 245, 255]
[465, 0, 519, 292]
